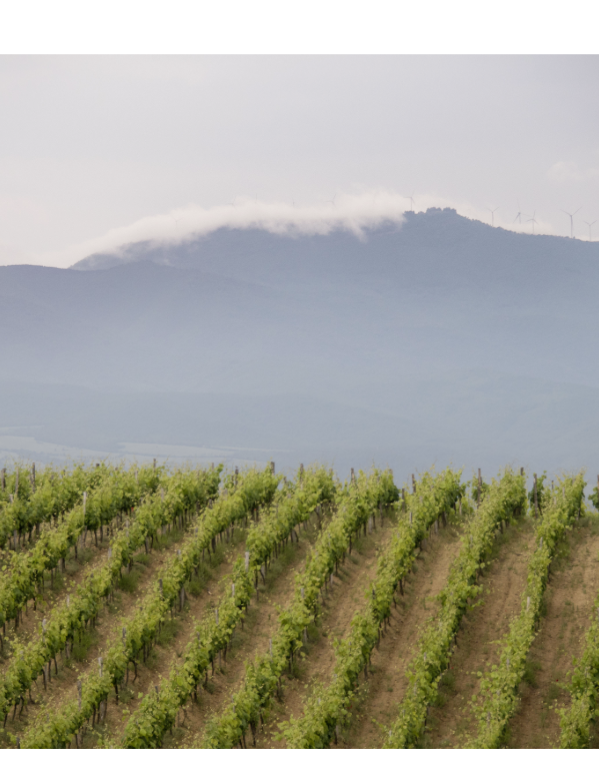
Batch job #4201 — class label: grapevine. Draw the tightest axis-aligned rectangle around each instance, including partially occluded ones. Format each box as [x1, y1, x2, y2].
[467, 473, 585, 748]
[198, 468, 399, 748]
[382, 467, 527, 748]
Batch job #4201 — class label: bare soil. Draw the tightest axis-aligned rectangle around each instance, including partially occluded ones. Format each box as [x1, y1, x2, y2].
[506, 515, 599, 749]
[424, 517, 535, 748]
[4, 519, 210, 743]
[98, 528, 250, 748]
[339, 521, 464, 748]
[254, 514, 403, 748]
[1, 530, 119, 660]
[169, 519, 324, 749]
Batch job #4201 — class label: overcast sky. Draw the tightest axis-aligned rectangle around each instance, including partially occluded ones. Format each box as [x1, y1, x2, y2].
[1, 55, 598, 267]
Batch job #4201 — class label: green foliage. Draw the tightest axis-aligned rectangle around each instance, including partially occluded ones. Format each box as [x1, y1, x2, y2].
[0, 463, 108, 547]
[280, 469, 464, 748]
[383, 467, 528, 749]
[198, 468, 398, 749]
[467, 472, 585, 749]
[559, 585, 599, 744]
[19, 465, 277, 749]
[528, 472, 552, 515]
[0, 464, 164, 631]
[120, 464, 337, 748]
[0, 464, 221, 729]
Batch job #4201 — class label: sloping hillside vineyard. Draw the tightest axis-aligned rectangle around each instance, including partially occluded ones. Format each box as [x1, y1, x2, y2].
[1, 461, 599, 749]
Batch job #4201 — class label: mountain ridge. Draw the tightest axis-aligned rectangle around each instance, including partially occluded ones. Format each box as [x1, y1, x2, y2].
[2, 207, 598, 474]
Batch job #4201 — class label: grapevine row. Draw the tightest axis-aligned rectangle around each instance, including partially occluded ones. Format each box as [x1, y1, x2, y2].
[0, 463, 49, 505]
[558, 595, 599, 748]
[468, 473, 585, 748]
[21, 466, 280, 748]
[198, 468, 399, 749]
[282, 469, 464, 748]
[120, 465, 337, 747]
[0, 464, 109, 550]
[0, 466, 222, 726]
[0, 465, 163, 633]
[382, 468, 527, 748]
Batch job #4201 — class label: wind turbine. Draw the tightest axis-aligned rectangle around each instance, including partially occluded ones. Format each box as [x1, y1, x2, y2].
[405, 194, 415, 212]
[584, 219, 597, 241]
[487, 207, 500, 227]
[562, 207, 582, 238]
[514, 201, 523, 225]
[527, 211, 538, 234]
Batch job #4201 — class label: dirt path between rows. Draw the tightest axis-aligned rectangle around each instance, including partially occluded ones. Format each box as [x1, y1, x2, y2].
[424, 517, 535, 748]
[507, 516, 599, 749]
[170, 520, 325, 749]
[1, 529, 118, 661]
[339, 522, 464, 748]
[6, 520, 210, 743]
[102, 529, 249, 747]
[252, 515, 399, 748]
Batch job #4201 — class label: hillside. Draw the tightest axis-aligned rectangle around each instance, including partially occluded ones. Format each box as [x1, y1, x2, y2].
[1, 208, 598, 473]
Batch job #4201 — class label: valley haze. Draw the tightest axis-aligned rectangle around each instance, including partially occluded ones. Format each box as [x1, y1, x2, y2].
[1, 206, 598, 482]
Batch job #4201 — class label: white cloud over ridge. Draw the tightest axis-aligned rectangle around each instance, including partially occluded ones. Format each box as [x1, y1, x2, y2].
[50, 191, 409, 267]
[25, 189, 565, 269]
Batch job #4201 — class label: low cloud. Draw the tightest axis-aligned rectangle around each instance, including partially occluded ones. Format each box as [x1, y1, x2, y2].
[50, 191, 409, 268]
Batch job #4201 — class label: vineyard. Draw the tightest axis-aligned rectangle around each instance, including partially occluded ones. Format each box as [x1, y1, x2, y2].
[1, 461, 599, 749]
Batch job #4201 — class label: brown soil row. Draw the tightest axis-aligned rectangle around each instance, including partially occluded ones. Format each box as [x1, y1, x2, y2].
[255, 515, 398, 748]
[4, 519, 209, 742]
[100, 529, 250, 747]
[507, 515, 599, 749]
[1, 530, 119, 660]
[424, 517, 536, 748]
[340, 521, 464, 748]
[169, 519, 325, 749]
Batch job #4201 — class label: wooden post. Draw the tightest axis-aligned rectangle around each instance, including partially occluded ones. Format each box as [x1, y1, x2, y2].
[153, 458, 156, 469]
[98, 657, 103, 677]
[245, 551, 250, 572]
[235, 467, 239, 486]
[15, 468, 19, 498]
[77, 680, 82, 710]
[477, 468, 482, 508]
[412, 474, 416, 493]
[350, 468, 355, 485]
[534, 474, 538, 518]
[520, 467, 524, 476]
[31, 463, 36, 494]
[0, 468, 4, 490]
[270, 461, 275, 473]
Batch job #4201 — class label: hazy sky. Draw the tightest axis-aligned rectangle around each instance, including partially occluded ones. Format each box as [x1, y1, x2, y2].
[1, 55, 598, 267]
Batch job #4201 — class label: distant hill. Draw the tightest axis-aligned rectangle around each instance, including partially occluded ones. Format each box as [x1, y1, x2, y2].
[2, 208, 599, 476]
